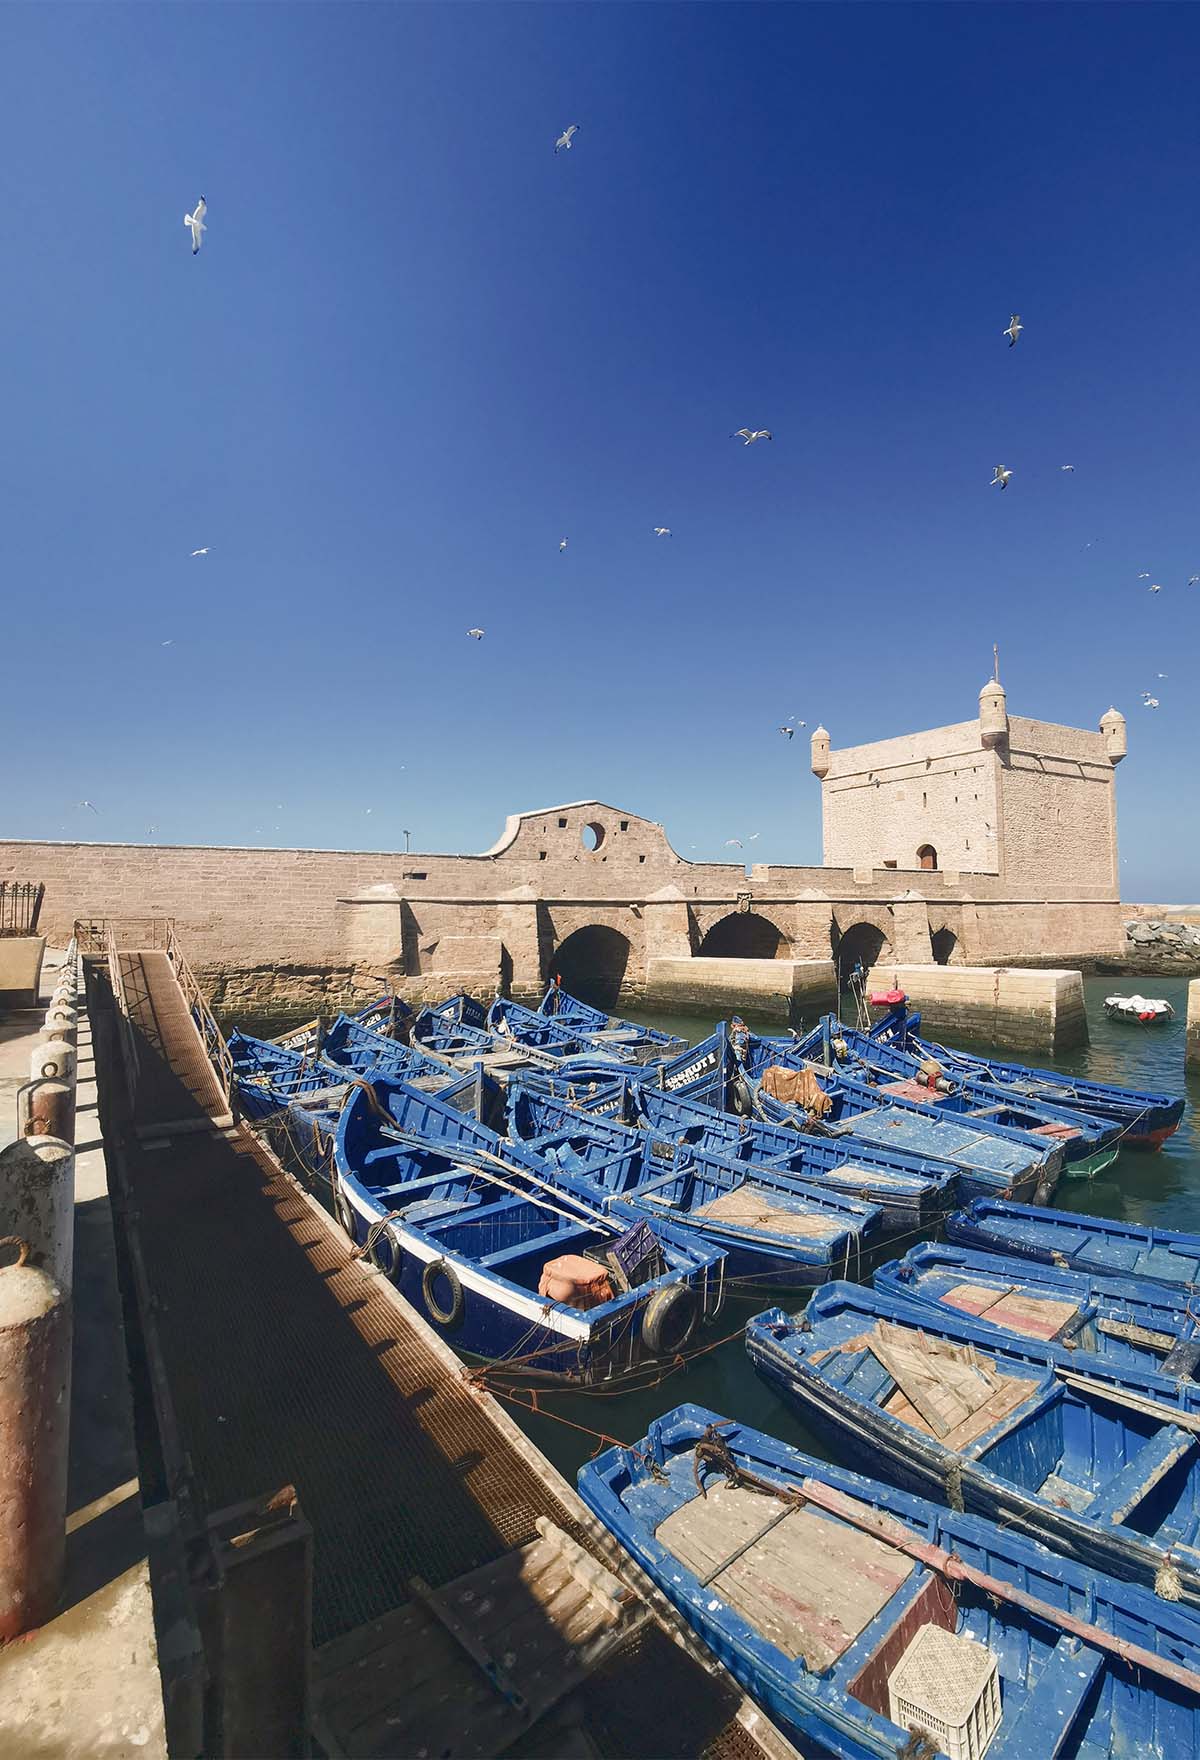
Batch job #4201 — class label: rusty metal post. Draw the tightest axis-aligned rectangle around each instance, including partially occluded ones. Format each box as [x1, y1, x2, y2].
[0, 1137, 75, 1297]
[0, 1239, 70, 1639]
[195, 1485, 313, 1757]
[18, 1080, 75, 1145]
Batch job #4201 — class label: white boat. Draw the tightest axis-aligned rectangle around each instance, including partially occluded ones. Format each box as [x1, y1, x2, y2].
[1103, 993, 1176, 1024]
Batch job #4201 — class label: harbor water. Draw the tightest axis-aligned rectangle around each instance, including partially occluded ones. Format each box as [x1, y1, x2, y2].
[235, 974, 1200, 1482]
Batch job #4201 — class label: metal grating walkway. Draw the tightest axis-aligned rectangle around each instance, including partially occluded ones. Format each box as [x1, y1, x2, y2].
[116, 949, 232, 1132]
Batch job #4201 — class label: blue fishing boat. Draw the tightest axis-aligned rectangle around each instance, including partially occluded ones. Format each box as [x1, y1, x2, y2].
[789, 1015, 1121, 1177]
[228, 1028, 344, 1120]
[506, 1081, 882, 1287]
[332, 1073, 727, 1381]
[875, 1239, 1200, 1378]
[578, 1404, 1200, 1760]
[487, 994, 636, 1058]
[948, 1196, 1200, 1292]
[412, 1005, 635, 1086]
[269, 993, 411, 1056]
[747, 1281, 1200, 1608]
[868, 994, 1185, 1149]
[527, 1070, 957, 1229]
[658, 1026, 1062, 1204]
[537, 984, 688, 1056]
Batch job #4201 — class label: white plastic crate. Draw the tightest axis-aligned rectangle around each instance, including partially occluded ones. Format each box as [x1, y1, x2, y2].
[887, 1622, 1001, 1760]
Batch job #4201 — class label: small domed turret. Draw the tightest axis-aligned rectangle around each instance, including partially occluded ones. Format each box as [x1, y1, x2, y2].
[979, 679, 1008, 750]
[1100, 706, 1127, 764]
[810, 725, 831, 779]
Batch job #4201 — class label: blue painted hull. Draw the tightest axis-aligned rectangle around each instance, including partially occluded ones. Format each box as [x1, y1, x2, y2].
[947, 1196, 1200, 1289]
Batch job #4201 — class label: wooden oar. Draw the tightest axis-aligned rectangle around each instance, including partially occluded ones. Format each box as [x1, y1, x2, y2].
[799, 1478, 1200, 1698]
[1055, 1370, 1200, 1436]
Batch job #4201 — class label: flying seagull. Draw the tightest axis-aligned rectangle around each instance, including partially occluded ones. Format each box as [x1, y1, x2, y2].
[749, 832, 760, 842]
[723, 838, 743, 849]
[1189, 576, 1199, 586]
[1061, 464, 1075, 472]
[1141, 694, 1160, 708]
[1158, 672, 1168, 678]
[731, 429, 772, 445]
[1004, 314, 1023, 347]
[161, 639, 174, 647]
[185, 197, 207, 255]
[1149, 583, 1162, 593]
[779, 726, 794, 738]
[1137, 573, 1150, 580]
[79, 800, 99, 813]
[990, 465, 1013, 490]
[555, 125, 580, 154]
[467, 627, 485, 639]
[559, 538, 568, 553]
[191, 547, 209, 557]
[653, 527, 672, 538]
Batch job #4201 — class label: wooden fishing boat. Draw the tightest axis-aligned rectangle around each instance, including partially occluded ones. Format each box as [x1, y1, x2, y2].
[506, 1081, 882, 1287]
[332, 1073, 727, 1381]
[658, 1027, 1062, 1204]
[874, 1239, 1200, 1378]
[867, 995, 1185, 1148]
[487, 995, 642, 1060]
[947, 1196, 1200, 1292]
[790, 1016, 1121, 1178]
[526, 1071, 958, 1229]
[747, 1281, 1200, 1608]
[412, 1006, 635, 1087]
[268, 993, 410, 1056]
[1104, 994, 1176, 1025]
[578, 1403, 1200, 1760]
[537, 984, 688, 1056]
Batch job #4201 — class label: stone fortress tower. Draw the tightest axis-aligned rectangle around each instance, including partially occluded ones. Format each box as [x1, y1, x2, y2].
[812, 681, 1127, 894]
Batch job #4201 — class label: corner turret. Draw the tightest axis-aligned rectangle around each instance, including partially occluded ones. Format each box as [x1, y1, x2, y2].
[1100, 706, 1127, 764]
[810, 725, 831, 779]
[979, 679, 1008, 750]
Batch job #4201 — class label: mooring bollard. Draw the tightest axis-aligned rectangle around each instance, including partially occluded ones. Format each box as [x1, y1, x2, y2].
[32, 1038, 75, 1083]
[39, 1018, 77, 1049]
[44, 1003, 77, 1034]
[0, 1238, 70, 1640]
[0, 1137, 75, 1298]
[19, 1079, 75, 1146]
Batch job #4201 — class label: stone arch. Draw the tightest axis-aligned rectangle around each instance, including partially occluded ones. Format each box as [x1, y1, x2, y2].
[547, 925, 633, 1010]
[930, 926, 957, 966]
[830, 908, 893, 983]
[696, 911, 791, 960]
[917, 844, 938, 871]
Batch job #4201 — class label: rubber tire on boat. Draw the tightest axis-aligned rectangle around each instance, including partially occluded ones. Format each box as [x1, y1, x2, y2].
[368, 1226, 399, 1279]
[422, 1257, 464, 1329]
[642, 1284, 697, 1357]
[334, 1185, 357, 1243]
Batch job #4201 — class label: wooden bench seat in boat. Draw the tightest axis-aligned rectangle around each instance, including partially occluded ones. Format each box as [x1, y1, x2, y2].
[1086, 1425, 1196, 1525]
[478, 1224, 593, 1271]
[988, 1636, 1105, 1760]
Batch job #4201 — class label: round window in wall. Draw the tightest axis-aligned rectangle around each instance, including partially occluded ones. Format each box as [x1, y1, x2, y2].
[581, 822, 606, 852]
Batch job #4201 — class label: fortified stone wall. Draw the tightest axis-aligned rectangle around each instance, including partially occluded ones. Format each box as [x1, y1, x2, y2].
[819, 719, 1001, 875]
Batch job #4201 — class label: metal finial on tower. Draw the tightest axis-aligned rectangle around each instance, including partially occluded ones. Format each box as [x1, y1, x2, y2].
[993, 643, 1000, 684]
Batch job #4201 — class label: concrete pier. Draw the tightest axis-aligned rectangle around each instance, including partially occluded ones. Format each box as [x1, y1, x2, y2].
[1187, 978, 1200, 1071]
[644, 955, 837, 1023]
[870, 963, 1089, 1054]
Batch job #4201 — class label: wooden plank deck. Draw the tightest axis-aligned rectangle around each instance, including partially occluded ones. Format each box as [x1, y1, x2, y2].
[693, 1187, 843, 1239]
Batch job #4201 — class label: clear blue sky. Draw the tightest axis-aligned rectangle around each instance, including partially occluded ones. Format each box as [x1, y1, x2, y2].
[2, 3, 1196, 897]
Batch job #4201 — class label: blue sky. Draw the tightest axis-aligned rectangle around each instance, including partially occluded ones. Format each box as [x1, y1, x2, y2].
[1, 3, 1196, 896]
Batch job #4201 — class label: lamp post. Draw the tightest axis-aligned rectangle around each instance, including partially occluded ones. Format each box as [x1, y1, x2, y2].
[402, 829, 411, 853]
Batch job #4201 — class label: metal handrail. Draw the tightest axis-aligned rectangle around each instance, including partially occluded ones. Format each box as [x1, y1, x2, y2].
[105, 925, 142, 1111]
[166, 922, 234, 1107]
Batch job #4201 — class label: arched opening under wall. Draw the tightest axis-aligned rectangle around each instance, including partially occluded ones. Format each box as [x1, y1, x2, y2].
[930, 927, 957, 966]
[696, 912, 790, 960]
[547, 925, 632, 1011]
[831, 920, 889, 984]
[917, 844, 938, 871]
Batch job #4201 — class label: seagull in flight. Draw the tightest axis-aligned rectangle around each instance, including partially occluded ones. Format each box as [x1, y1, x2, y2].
[191, 547, 209, 557]
[779, 726, 794, 739]
[1149, 583, 1162, 593]
[161, 639, 174, 647]
[559, 538, 568, 553]
[1061, 464, 1075, 472]
[1136, 573, 1150, 580]
[1189, 576, 1199, 586]
[1004, 314, 1023, 347]
[1141, 694, 1160, 708]
[723, 838, 743, 849]
[990, 465, 1013, 490]
[731, 429, 772, 445]
[555, 125, 580, 154]
[749, 833, 760, 842]
[467, 627, 485, 640]
[1157, 672, 1168, 678]
[185, 197, 207, 255]
[653, 527, 672, 538]
[79, 800, 99, 813]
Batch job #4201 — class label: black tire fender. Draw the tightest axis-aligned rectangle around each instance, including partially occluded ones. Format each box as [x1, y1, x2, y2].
[642, 1283, 697, 1357]
[422, 1257, 464, 1328]
[335, 1185, 357, 1242]
[369, 1225, 400, 1279]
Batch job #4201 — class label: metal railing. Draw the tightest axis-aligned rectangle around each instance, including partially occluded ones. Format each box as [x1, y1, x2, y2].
[166, 922, 234, 1108]
[1, 881, 45, 937]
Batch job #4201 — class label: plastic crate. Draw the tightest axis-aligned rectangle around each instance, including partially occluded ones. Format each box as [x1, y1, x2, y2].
[887, 1623, 1001, 1760]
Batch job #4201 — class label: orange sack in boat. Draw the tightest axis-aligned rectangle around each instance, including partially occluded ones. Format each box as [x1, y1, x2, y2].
[538, 1255, 614, 1310]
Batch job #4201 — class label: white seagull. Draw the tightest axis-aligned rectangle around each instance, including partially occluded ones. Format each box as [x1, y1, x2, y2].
[731, 429, 772, 445]
[1137, 573, 1150, 580]
[559, 538, 568, 553]
[1158, 672, 1168, 678]
[990, 465, 1013, 490]
[1141, 695, 1160, 709]
[1061, 464, 1075, 472]
[1004, 314, 1023, 347]
[191, 547, 209, 557]
[779, 726, 794, 739]
[723, 838, 743, 849]
[1189, 576, 1199, 586]
[185, 197, 207, 255]
[79, 800, 99, 813]
[467, 627, 485, 640]
[1149, 583, 1162, 593]
[161, 639, 174, 647]
[653, 527, 672, 538]
[555, 125, 580, 154]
